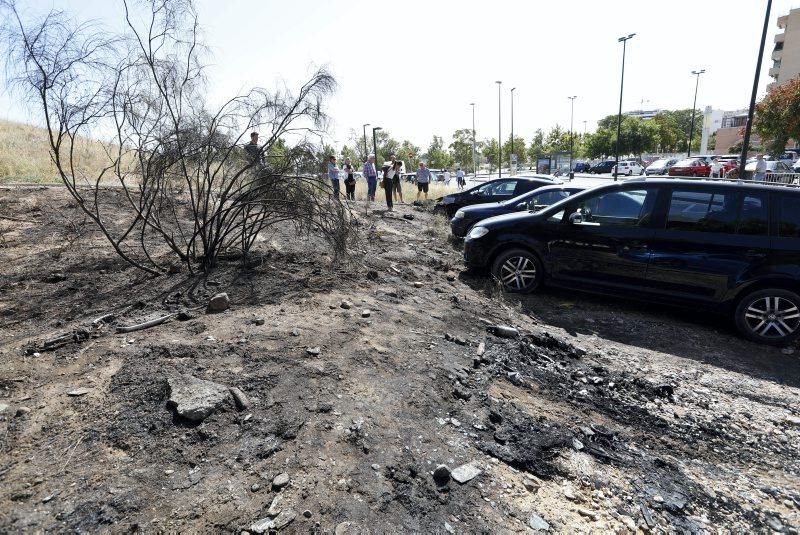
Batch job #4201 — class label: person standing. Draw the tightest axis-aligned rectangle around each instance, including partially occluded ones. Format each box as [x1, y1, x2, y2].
[390, 154, 404, 204]
[342, 157, 356, 200]
[443, 168, 452, 187]
[382, 159, 401, 211]
[754, 154, 767, 181]
[244, 132, 263, 166]
[363, 154, 378, 201]
[327, 155, 340, 198]
[416, 161, 432, 201]
[455, 167, 465, 189]
[709, 157, 723, 179]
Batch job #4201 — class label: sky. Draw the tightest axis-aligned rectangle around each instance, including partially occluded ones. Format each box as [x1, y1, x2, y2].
[1, 0, 798, 152]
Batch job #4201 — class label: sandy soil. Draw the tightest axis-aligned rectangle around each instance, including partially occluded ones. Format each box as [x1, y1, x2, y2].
[0, 185, 798, 533]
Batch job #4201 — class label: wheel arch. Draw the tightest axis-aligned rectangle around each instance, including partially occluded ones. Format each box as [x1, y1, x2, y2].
[731, 278, 800, 308]
[486, 240, 547, 276]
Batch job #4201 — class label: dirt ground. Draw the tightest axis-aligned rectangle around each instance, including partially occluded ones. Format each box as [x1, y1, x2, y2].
[1, 185, 799, 533]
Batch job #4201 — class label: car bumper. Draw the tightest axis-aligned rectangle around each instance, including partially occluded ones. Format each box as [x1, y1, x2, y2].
[450, 217, 471, 238]
[463, 235, 493, 269]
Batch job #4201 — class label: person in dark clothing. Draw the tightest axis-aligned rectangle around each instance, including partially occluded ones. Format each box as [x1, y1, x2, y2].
[382, 160, 401, 211]
[343, 157, 356, 200]
[244, 132, 262, 165]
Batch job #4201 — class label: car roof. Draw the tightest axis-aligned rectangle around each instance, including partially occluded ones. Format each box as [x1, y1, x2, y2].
[593, 177, 800, 194]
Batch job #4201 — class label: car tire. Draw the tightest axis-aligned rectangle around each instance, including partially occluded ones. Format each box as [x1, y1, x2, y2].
[491, 248, 543, 294]
[734, 288, 800, 346]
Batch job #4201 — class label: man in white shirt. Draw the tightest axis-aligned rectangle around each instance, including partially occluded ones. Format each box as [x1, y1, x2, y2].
[443, 169, 452, 186]
[754, 154, 767, 181]
[455, 168, 465, 189]
[709, 157, 723, 179]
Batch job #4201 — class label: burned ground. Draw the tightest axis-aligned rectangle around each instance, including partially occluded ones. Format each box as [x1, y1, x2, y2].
[1, 185, 799, 533]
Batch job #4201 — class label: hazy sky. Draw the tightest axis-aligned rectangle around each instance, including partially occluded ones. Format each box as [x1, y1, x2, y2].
[1, 0, 797, 152]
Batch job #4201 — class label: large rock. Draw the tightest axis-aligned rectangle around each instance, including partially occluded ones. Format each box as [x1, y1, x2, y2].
[451, 461, 482, 484]
[167, 375, 230, 422]
[206, 293, 230, 313]
[528, 512, 550, 531]
[249, 510, 297, 533]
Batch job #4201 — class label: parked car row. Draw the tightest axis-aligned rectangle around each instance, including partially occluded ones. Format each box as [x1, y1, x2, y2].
[441, 176, 800, 346]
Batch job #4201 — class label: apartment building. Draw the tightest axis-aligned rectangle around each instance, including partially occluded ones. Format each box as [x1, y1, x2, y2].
[768, 7, 800, 90]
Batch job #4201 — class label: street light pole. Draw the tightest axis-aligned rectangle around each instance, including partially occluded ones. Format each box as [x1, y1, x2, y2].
[362, 123, 370, 161]
[687, 70, 705, 157]
[496, 81, 502, 178]
[470, 103, 476, 177]
[739, 0, 772, 180]
[568, 95, 577, 179]
[372, 126, 382, 169]
[510, 87, 516, 174]
[614, 33, 635, 181]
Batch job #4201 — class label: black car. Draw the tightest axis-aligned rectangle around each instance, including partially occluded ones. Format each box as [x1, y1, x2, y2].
[450, 185, 584, 238]
[463, 178, 800, 345]
[589, 161, 616, 174]
[573, 162, 591, 173]
[435, 176, 558, 217]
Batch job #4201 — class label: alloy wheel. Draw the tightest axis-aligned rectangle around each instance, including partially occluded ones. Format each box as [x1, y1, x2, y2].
[743, 296, 800, 339]
[499, 256, 537, 291]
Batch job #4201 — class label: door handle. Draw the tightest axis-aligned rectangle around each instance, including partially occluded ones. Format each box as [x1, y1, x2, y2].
[745, 250, 766, 259]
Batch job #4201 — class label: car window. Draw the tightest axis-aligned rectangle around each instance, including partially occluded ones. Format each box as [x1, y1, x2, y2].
[738, 193, 769, 236]
[779, 196, 800, 238]
[666, 190, 737, 233]
[575, 189, 652, 226]
[473, 180, 513, 196]
[531, 190, 570, 207]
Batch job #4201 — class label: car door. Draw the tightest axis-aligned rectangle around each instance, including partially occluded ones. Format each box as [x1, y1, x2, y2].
[546, 187, 659, 290]
[482, 180, 519, 202]
[645, 186, 770, 304]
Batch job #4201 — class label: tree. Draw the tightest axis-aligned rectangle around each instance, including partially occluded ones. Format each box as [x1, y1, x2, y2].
[425, 135, 453, 169]
[449, 129, 476, 170]
[502, 135, 526, 166]
[527, 129, 546, 164]
[2, 0, 357, 273]
[545, 125, 570, 153]
[620, 116, 659, 157]
[397, 139, 421, 170]
[583, 129, 614, 159]
[341, 144, 361, 168]
[755, 77, 800, 156]
[483, 138, 500, 171]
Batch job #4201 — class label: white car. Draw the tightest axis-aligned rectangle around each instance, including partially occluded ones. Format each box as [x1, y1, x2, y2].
[612, 161, 643, 176]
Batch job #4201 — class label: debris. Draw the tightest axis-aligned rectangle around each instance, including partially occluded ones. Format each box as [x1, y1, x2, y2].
[0, 403, 8, 414]
[291, 328, 301, 336]
[403, 214, 414, 220]
[15, 406, 31, 417]
[572, 438, 584, 451]
[785, 415, 800, 427]
[116, 313, 175, 334]
[229, 387, 251, 410]
[167, 375, 230, 422]
[176, 310, 195, 321]
[577, 508, 598, 521]
[252, 317, 265, 326]
[250, 510, 296, 533]
[445, 333, 468, 346]
[432, 465, 451, 487]
[528, 512, 550, 531]
[487, 325, 519, 338]
[476, 342, 485, 356]
[451, 462, 482, 484]
[67, 388, 90, 397]
[45, 272, 67, 283]
[267, 494, 283, 516]
[413, 281, 423, 288]
[361, 309, 371, 318]
[250, 483, 260, 492]
[340, 300, 352, 309]
[302, 510, 312, 518]
[306, 347, 321, 356]
[334, 522, 352, 535]
[272, 472, 290, 490]
[206, 293, 230, 313]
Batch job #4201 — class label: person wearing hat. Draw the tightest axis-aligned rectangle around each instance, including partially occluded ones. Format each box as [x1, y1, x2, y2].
[363, 154, 378, 201]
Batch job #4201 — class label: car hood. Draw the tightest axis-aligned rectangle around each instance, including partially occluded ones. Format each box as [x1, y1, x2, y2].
[470, 209, 539, 230]
[460, 201, 507, 215]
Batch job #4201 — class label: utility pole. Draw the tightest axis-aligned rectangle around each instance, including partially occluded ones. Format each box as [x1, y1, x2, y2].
[372, 126, 382, 169]
[470, 103, 476, 177]
[568, 96, 577, 179]
[496, 81, 502, 178]
[362, 123, 370, 161]
[687, 70, 705, 157]
[614, 33, 635, 181]
[510, 87, 516, 175]
[739, 0, 772, 180]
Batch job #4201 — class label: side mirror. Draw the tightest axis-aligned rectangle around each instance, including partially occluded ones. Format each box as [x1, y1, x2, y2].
[569, 212, 583, 224]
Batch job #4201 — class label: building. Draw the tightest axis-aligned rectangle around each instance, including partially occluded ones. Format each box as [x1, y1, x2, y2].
[700, 107, 724, 154]
[623, 109, 664, 121]
[712, 109, 762, 155]
[768, 7, 800, 91]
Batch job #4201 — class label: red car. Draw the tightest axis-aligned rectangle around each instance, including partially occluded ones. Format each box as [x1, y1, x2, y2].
[668, 158, 710, 177]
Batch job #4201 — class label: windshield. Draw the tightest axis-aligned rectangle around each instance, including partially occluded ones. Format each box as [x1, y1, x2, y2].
[648, 159, 669, 167]
[675, 158, 699, 167]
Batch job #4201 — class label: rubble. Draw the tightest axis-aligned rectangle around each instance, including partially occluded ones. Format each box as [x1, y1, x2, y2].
[206, 292, 230, 313]
[166, 375, 231, 422]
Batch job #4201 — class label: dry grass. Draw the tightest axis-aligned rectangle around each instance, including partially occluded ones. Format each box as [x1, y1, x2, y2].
[350, 179, 457, 201]
[0, 119, 120, 184]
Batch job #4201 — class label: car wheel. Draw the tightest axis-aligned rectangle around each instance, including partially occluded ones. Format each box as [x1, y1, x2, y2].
[735, 289, 800, 346]
[491, 248, 543, 294]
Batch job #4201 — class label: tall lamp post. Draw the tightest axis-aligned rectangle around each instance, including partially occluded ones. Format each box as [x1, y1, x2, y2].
[372, 126, 382, 168]
[496, 80, 502, 178]
[568, 96, 577, 179]
[687, 70, 705, 157]
[470, 103, 477, 177]
[510, 87, 516, 174]
[739, 0, 772, 180]
[614, 33, 635, 181]
[362, 123, 370, 160]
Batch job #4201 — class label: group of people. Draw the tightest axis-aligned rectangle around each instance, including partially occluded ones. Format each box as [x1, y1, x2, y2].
[326, 154, 468, 211]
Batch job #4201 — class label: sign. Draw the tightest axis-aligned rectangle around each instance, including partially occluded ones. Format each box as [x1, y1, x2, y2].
[510, 153, 518, 164]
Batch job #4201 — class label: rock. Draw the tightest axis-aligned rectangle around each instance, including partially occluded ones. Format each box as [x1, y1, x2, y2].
[306, 347, 321, 355]
[476, 342, 485, 356]
[272, 472, 290, 490]
[572, 438, 584, 450]
[361, 309, 371, 318]
[45, 272, 67, 283]
[446, 273, 457, 282]
[413, 281, 423, 288]
[577, 508, 598, 521]
[250, 483, 260, 492]
[366, 270, 379, 281]
[371, 463, 381, 471]
[563, 485, 577, 501]
[487, 325, 519, 338]
[766, 517, 783, 532]
[654, 383, 674, 398]
[229, 387, 251, 411]
[451, 462, 482, 484]
[444, 333, 468, 346]
[340, 300, 352, 309]
[167, 375, 231, 422]
[250, 510, 296, 533]
[302, 510, 312, 518]
[206, 293, 230, 313]
[252, 317, 265, 326]
[291, 328, 301, 336]
[167, 263, 182, 274]
[15, 406, 31, 417]
[176, 310, 195, 321]
[267, 494, 283, 516]
[432, 465, 451, 487]
[334, 522, 352, 535]
[528, 512, 550, 531]
[67, 388, 91, 397]
[0, 403, 9, 414]
[620, 515, 637, 531]
[785, 415, 800, 427]
[403, 214, 414, 220]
